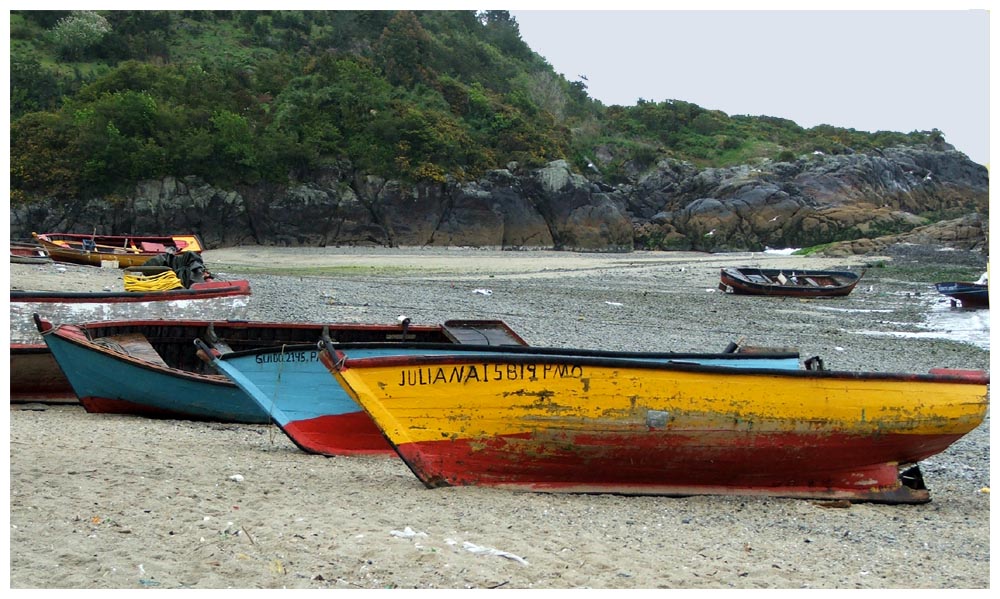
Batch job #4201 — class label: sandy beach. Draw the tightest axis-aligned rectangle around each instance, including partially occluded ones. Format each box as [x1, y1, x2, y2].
[8, 246, 991, 589]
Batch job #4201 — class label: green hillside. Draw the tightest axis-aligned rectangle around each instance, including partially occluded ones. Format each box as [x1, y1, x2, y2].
[10, 9, 941, 204]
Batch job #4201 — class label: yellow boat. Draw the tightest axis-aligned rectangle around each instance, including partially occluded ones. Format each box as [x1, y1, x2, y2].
[321, 344, 988, 503]
[32, 232, 203, 268]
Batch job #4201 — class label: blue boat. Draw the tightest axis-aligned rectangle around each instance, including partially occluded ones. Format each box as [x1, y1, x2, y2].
[198, 339, 806, 456]
[34, 314, 527, 424]
[935, 281, 989, 309]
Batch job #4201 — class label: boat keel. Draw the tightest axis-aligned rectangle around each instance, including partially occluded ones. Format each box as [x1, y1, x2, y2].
[487, 464, 931, 504]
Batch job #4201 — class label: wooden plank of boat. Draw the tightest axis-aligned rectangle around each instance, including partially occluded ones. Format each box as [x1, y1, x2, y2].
[32, 232, 203, 268]
[34, 316, 525, 424]
[719, 267, 862, 298]
[934, 282, 989, 308]
[320, 344, 988, 504]
[203, 337, 805, 457]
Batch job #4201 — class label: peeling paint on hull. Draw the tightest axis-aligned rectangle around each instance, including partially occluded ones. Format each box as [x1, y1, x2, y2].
[393, 430, 965, 502]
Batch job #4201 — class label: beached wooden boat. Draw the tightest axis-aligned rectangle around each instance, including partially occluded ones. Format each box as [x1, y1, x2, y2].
[201, 341, 803, 456]
[10, 343, 76, 403]
[719, 267, 862, 298]
[35, 316, 527, 424]
[10, 241, 52, 264]
[10, 280, 251, 346]
[320, 343, 988, 503]
[935, 281, 989, 308]
[32, 232, 203, 268]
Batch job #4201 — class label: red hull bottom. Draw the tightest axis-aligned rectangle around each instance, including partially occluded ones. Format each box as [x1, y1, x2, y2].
[391, 430, 967, 503]
[283, 412, 394, 456]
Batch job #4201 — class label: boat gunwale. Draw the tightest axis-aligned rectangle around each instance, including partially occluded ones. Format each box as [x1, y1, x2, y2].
[48, 317, 441, 332]
[44, 318, 445, 352]
[304, 341, 801, 362]
[723, 267, 861, 279]
[11, 281, 251, 303]
[34, 232, 204, 248]
[325, 347, 989, 385]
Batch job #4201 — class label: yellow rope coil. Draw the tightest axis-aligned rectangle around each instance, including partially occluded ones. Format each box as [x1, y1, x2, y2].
[124, 270, 184, 292]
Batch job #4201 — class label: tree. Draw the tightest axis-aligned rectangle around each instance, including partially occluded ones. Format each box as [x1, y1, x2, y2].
[50, 11, 112, 60]
[10, 54, 61, 117]
[374, 11, 434, 87]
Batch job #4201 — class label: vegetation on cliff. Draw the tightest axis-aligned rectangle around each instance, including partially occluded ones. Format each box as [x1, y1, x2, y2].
[10, 9, 943, 205]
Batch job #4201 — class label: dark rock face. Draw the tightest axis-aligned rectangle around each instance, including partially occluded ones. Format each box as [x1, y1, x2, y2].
[9, 145, 988, 254]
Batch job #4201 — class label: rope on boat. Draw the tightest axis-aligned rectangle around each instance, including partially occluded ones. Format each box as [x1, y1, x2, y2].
[123, 269, 184, 292]
[93, 338, 126, 353]
[268, 344, 287, 446]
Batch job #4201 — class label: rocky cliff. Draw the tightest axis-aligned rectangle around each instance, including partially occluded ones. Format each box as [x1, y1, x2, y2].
[10, 145, 988, 254]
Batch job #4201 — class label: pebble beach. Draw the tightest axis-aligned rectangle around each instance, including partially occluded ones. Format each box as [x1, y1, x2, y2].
[7, 245, 991, 589]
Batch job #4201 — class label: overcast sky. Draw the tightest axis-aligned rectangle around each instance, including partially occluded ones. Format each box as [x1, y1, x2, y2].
[510, 9, 990, 166]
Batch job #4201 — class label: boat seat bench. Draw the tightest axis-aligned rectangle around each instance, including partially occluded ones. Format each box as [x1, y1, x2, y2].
[95, 333, 169, 367]
[442, 322, 526, 346]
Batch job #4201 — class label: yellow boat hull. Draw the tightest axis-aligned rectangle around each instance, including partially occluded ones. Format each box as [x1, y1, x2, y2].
[33, 233, 203, 268]
[326, 351, 988, 503]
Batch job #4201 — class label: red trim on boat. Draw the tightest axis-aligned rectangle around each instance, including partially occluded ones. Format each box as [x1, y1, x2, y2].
[928, 368, 989, 381]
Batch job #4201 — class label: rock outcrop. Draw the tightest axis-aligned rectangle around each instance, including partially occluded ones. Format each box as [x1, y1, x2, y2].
[819, 213, 989, 257]
[9, 145, 988, 254]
